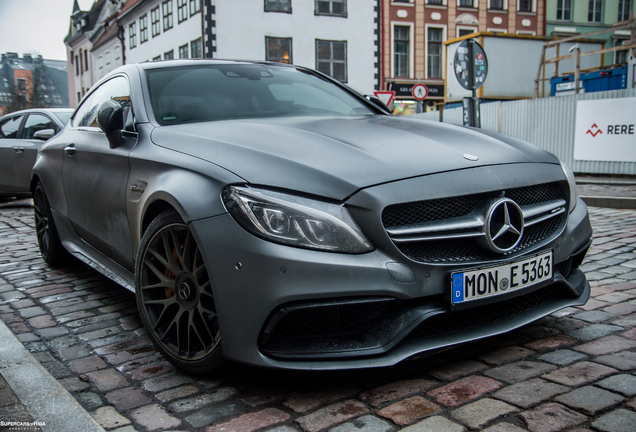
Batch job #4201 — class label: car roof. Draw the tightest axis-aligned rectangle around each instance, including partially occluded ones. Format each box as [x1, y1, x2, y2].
[138, 58, 297, 71]
[1, 108, 74, 118]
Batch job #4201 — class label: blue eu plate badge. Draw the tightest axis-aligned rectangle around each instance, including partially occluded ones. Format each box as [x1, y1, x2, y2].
[452, 273, 464, 303]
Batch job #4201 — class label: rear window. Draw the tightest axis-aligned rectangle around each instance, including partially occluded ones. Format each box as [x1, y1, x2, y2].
[147, 64, 374, 126]
[53, 111, 73, 125]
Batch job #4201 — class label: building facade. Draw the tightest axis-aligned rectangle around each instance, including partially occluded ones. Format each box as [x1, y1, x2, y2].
[380, 0, 545, 113]
[205, 0, 380, 94]
[546, 0, 634, 66]
[0, 53, 69, 116]
[118, 0, 204, 64]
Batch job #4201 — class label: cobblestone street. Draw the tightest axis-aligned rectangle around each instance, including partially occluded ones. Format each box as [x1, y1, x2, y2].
[1, 200, 636, 432]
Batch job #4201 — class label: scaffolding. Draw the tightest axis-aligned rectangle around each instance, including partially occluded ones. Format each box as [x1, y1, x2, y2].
[533, 12, 635, 98]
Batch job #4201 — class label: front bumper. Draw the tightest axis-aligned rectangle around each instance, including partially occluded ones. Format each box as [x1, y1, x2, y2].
[190, 163, 592, 370]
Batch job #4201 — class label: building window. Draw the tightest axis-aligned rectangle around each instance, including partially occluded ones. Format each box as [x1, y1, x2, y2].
[588, 0, 602, 23]
[179, 44, 189, 59]
[178, 0, 188, 22]
[427, 0, 442, 4]
[75, 55, 79, 75]
[266, 37, 292, 63]
[315, 0, 346, 17]
[519, 0, 532, 12]
[489, 0, 504, 10]
[616, 49, 628, 64]
[105, 51, 111, 73]
[618, 0, 631, 21]
[427, 27, 443, 78]
[556, 0, 571, 20]
[190, 0, 201, 15]
[140, 14, 148, 43]
[129, 22, 137, 48]
[164, 50, 174, 60]
[151, 7, 161, 36]
[16, 78, 26, 91]
[84, 50, 88, 71]
[115, 46, 122, 67]
[316, 40, 347, 82]
[153, 55, 162, 61]
[98, 56, 104, 78]
[191, 38, 202, 58]
[266, 0, 291, 12]
[394, 26, 409, 78]
[458, 28, 476, 37]
[458, 0, 473, 7]
[163, 0, 174, 31]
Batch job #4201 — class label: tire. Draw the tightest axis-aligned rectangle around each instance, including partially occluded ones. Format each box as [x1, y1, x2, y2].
[33, 182, 70, 266]
[135, 210, 224, 374]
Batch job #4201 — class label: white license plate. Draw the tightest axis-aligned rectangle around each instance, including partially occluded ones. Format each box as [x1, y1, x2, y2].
[451, 251, 553, 305]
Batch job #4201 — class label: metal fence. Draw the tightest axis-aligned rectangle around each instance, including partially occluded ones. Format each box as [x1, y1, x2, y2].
[412, 89, 636, 175]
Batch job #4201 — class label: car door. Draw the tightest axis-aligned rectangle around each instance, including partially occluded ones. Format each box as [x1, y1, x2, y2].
[0, 114, 25, 193]
[62, 76, 136, 270]
[13, 113, 58, 193]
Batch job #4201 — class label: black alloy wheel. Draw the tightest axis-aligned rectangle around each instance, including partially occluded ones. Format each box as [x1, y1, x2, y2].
[33, 182, 69, 266]
[136, 211, 223, 373]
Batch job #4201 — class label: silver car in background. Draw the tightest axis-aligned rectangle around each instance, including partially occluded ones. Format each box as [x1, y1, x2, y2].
[0, 108, 72, 199]
[31, 60, 592, 374]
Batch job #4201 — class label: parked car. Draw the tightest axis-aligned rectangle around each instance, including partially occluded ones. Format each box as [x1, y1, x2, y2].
[0, 108, 73, 199]
[32, 60, 592, 374]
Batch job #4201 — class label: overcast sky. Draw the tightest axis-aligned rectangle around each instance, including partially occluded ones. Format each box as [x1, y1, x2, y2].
[0, 0, 95, 61]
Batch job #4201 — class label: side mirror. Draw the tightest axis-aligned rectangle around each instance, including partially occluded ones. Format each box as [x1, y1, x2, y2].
[33, 129, 56, 140]
[97, 99, 124, 148]
[365, 95, 392, 114]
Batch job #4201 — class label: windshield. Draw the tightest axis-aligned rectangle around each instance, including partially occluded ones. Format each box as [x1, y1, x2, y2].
[53, 111, 73, 125]
[147, 64, 375, 125]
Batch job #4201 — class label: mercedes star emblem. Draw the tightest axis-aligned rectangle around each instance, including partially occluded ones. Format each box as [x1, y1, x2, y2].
[485, 198, 525, 253]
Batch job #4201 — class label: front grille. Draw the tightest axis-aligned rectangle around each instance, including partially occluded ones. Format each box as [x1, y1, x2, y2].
[404, 285, 569, 343]
[382, 182, 567, 264]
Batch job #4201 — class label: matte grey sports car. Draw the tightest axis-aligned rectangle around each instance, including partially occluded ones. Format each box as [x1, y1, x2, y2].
[32, 60, 592, 373]
[0, 108, 72, 199]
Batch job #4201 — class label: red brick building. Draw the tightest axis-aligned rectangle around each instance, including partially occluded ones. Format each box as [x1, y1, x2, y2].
[380, 0, 545, 113]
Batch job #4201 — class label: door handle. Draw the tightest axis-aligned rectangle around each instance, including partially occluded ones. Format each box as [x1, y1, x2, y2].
[14, 147, 25, 154]
[64, 144, 76, 156]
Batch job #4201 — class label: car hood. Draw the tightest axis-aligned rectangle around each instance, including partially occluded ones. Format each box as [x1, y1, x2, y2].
[150, 115, 559, 200]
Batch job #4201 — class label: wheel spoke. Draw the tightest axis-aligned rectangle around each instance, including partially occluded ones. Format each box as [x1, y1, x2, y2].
[196, 307, 214, 342]
[148, 247, 181, 277]
[143, 257, 175, 286]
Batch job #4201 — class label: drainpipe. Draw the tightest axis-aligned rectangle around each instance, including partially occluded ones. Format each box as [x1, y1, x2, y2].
[117, 23, 126, 65]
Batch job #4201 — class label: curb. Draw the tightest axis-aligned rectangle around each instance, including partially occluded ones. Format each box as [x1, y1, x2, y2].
[0, 319, 105, 432]
[580, 196, 636, 209]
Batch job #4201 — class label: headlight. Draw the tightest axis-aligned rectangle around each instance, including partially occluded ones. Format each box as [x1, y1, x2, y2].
[560, 161, 578, 213]
[223, 186, 374, 253]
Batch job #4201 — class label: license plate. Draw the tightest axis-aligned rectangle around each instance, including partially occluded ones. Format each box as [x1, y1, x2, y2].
[451, 251, 553, 305]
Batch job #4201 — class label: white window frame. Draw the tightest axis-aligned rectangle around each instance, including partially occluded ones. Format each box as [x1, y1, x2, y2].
[457, 26, 478, 38]
[457, 0, 477, 8]
[517, 0, 536, 13]
[424, 24, 446, 80]
[391, 22, 414, 79]
[488, 0, 508, 11]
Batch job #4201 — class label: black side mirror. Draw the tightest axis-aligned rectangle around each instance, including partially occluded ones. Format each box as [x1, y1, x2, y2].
[97, 99, 124, 148]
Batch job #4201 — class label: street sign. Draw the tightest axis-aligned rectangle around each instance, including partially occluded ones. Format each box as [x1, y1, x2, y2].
[373, 91, 396, 107]
[412, 83, 428, 100]
[453, 39, 488, 91]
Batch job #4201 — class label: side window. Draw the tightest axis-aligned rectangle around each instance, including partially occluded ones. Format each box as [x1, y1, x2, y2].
[71, 77, 131, 129]
[23, 114, 56, 139]
[0, 115, 24, 138]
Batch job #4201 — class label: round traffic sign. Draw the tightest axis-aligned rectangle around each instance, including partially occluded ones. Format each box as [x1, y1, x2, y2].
[412, 83, 428, 100]
[453, 39, 488, 90]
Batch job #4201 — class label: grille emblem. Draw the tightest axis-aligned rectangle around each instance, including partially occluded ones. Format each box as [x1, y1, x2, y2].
[485, 198, 524, 253]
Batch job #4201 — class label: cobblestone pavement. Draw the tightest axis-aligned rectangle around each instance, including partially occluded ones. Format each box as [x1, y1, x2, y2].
[1, 200, 636, 432]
